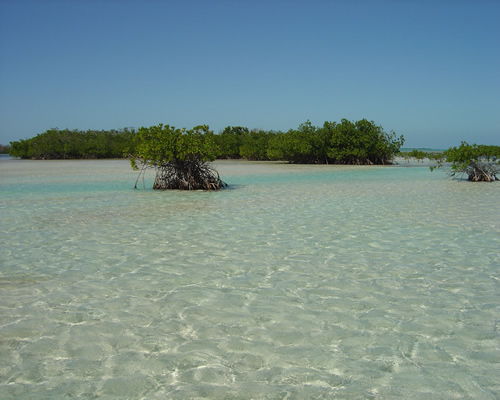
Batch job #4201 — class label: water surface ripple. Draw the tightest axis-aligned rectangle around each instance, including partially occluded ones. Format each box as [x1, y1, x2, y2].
[1, 159, 499, 399]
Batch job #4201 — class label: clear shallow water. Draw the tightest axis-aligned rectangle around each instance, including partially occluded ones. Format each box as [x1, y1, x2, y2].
[0, 159, 499, 399]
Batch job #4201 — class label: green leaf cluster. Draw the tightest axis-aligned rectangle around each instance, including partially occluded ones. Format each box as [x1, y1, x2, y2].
[8, 118, 405, 166]
[9, 128, 136, 159]
[214, 126, 249, 159]
[214, 119, 404, 164]
[267, 119, 404, 164]
[129, 124, 217, 170]
[213, 126, 276, 160]
[445, 142, 499, 166]
[430, 142, 500, 181]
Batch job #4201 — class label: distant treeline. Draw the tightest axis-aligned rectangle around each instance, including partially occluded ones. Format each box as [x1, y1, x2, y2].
[399, 149, 445, 161]
[400, 146, 500, 162]
[8, 119, 405, 164]
[0, 144, 11, 154]
[8, 128, 136, 160]
[214, 119, 404, 164]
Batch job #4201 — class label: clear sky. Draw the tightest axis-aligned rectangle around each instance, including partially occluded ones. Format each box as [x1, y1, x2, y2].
[0, 0, 498, 148]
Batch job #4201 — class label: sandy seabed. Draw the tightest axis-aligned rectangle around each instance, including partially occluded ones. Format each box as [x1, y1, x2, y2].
[1, 159, 499, 399]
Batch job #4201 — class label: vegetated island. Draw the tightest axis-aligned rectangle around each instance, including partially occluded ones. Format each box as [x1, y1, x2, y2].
[7, 119, 406, 190]
[8, 119, 403, 164]
[7, 128, 136, 160]
[6, 119, 499, 187]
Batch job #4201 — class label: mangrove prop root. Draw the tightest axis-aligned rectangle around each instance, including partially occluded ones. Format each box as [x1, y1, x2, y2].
[449, 161, 499, 182]
[151, 160, 227, 190]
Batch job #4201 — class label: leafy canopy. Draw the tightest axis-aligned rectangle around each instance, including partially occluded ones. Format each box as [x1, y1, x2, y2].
[430, 142, 500, 181]
[9, 128, 135, 159]
[130, 124, 217, 170]
[266, 119, 404, 164]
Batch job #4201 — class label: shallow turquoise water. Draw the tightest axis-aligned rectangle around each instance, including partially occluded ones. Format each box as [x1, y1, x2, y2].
[1, 159, 499, 399]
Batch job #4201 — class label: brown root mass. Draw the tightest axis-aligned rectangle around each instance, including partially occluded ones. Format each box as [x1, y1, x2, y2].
[463, 162, 499, 182]
[152, 160, 227, 190]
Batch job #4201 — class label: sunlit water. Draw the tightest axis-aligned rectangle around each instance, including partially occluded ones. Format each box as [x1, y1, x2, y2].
[0, 159, 499, 399]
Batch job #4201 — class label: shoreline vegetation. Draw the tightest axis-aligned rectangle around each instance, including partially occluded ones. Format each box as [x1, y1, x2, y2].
[7, 119, 404, 164]
[129, 124, 227, 190]
[5, 120, 499, 183]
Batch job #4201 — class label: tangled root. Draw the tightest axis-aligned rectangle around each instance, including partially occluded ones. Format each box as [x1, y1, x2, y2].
[152, 160, 227, 190]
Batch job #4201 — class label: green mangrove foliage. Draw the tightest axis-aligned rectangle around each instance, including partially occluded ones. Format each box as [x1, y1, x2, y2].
[399, 149, 445, 163]
[214, 119, 404, 164]
[430, 142, 500, 182]
[240, 129, 276, 160]
[129, 124, 226, 190]
[214, 126, 249, 159]
[265, 119, 404, 164]
[267, 121, 326, 163]
[8, 118, 404, 166]
[8, 128, 136, 159]
[213, 126, 276, 160]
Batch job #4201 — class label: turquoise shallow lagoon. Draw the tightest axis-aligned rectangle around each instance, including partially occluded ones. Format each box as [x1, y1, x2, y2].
[1, 159, 499, 399]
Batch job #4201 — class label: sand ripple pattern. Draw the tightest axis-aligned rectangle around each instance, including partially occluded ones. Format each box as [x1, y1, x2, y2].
[0, 160, 499, 399]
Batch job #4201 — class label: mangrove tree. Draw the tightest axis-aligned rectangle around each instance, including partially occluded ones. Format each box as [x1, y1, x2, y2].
[129, 124, 226, 190]
[430, 142, 500, 182]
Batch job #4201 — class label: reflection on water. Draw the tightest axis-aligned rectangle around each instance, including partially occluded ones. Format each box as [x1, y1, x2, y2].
[1, 159, 499, 399]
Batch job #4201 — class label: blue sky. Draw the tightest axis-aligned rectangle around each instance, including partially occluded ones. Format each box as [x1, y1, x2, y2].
[0, 0, 498, 148]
